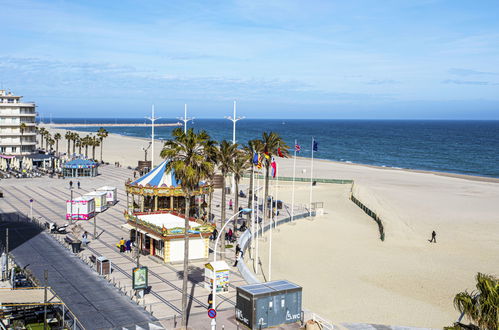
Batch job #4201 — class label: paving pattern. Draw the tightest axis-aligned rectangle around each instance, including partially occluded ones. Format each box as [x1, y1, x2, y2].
[0, 164, 299, 328]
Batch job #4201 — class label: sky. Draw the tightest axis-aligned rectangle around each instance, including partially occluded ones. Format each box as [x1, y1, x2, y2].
[1, 0, 499, 119]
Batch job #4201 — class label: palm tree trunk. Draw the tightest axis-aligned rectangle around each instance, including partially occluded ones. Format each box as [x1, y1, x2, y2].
[221, 174, 226, 255]
[100, 139, 103, 162]
[264, 164, 270, 222]
[79, 144, 82, 155]
[85, 146, 89, 158]
[72, 139, 76, 154]
[247, 165, 254, 222]
[92, 146, 96, 160]
[234, 179, 239, 233]
[208, 188, 213, 224]
[181, 193, 190, 327]
[20, 133, 23, 155]
[67, 139, 70, 155]
[56, 141, 59, 155]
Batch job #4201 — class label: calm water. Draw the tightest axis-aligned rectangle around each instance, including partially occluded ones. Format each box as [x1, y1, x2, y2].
[48, 118, 499, 178]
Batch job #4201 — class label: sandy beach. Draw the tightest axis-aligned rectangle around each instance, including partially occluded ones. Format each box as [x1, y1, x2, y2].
[45, 124, 499, 328]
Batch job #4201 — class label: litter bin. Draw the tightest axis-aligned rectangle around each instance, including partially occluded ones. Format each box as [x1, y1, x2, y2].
[71, 242, 81, 253]
[96, 256, 111, 275]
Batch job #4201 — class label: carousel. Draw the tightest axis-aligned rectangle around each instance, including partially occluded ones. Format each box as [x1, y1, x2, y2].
[124, 160, 214, 263]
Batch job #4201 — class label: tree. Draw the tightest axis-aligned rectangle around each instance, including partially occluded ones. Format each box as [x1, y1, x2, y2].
[259, 132, 289, 223]
[19, 123, 27, 154]
[65, 131, 72, 155]
[232, 149, 251, 232]
[445, 273, 498, 330]
[160, 127, 214, 327]
[38, 127, 46, 149]
[215, 140, 239, 254]
[47, 137, 55, 152]
[97, 127, 108, 163]
[90, 136, 100, 160]
[75, 135, 82, 155]
[54, 133, 61, 155]
[82, 135, 91, 158]
[244, 139, 263, 213]
[71, 132, 78, 154]
[44, 132, 51, 151]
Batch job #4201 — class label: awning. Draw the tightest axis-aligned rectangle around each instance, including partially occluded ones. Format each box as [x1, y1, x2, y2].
[121, 223, 163, 241]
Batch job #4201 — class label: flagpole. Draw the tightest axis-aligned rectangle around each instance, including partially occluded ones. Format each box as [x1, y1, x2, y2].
[251, 166, 255, 262]
[291, 139, 297, 221]
[255, 170, 260, 274]
[309, 137, 314, 216]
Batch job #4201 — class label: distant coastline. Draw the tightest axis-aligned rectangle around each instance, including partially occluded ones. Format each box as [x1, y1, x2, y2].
[50, 123, 182, 127]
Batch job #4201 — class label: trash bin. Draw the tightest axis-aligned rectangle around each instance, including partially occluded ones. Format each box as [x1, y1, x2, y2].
[96, 257, 111, 275]
[71, 242, 81, 253]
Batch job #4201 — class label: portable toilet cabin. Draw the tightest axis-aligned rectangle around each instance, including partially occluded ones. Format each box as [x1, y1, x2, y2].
[235, 280, 302, 329]
[97, 186, 117, 205]
[84, 191, 108, 212]
[66, 196, 95, 220]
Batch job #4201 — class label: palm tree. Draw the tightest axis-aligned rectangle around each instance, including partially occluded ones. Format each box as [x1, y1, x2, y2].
[71, 132, 78, 155]
[232, 149, 251, 232]
[44, 132, 51, 151]
[160, 127, 214, 327]
[216, 140, 238, 253]
[259, 132, 289, 222]
[65, 131, 72, 155]
[97, 127, 109, 163]
[82, 135, 91, 157]
[54, 133, 61, 155]
[446, 273, 498, 330]
[75, 135, 82, 155]
[38, 127, 47, 149]
[244, 139, 263, 212]
[90, 136, 100, 160]
[19, 123, 27, 154]
[47, 137, 55, 152]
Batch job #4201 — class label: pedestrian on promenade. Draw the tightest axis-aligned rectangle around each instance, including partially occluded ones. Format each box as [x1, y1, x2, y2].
[429, 230, 437, 243]
[233, 251, 241, 267]
[239, 221, 247, 232]
[69, 180, 73, 189]
[211, 228, 218, 241]
[118, 237, 125, 252]
[228, 228, 233, 242]
[207, 292, 213, 309]
[82, 231, 89, 246]
[77, 181, 81, 189]
[229, 199, 233, 210]
[125, 239, 132, 253]
[235, 244, 241, 256]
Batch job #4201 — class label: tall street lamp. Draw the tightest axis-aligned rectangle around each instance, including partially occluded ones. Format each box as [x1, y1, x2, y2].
[211, 207, 252, 330]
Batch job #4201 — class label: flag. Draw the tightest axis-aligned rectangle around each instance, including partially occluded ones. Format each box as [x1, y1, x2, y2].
[263, 152, 270, 160]
[257, 154, 263, 169]
[313, 139, 318, 152]
[295, 144, 301, 152]
[271, 157, 277, 178]
[252, 152, 259, 165]
[277, 147, 284, 157]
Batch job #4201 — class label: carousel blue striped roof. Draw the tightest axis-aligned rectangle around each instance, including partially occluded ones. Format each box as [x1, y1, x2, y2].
[132, 160, 180, 187]
[64, 158, 98, 169]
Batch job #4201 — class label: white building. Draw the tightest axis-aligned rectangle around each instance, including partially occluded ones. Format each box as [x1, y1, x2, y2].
[0, 90, 37, 155]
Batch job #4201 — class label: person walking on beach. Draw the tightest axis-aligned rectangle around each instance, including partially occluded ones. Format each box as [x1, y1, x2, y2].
[233, 251, 241, 267]
[77, 181, 81, 189]
[69, 180, 73, 189]
[118, 238, 125, 252]
[125, 239, 132, 253]
[429, 230, 437, 243]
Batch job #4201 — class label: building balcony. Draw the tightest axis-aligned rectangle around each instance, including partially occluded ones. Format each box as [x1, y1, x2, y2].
[0, 131, 37, 136]
[0, 122, 36, 126]
[0, 112, 37, 117]
[0, 140, 37, 146]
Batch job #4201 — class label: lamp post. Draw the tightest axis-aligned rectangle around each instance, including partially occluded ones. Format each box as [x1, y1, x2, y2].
[29, 198, 33, 220]
[70, 188, 73, 225]
[211, 207, 252, 330]
[225, 101, 244, 191]
[177, 104, 194, 134]
[145, 105, 161, 168]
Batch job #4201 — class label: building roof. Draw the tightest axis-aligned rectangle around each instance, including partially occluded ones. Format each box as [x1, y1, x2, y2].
[132, 160, 180, 188]
[136, 212, 201, 230]
[238, 280, 302, 296]
[64, 158, 98, 168]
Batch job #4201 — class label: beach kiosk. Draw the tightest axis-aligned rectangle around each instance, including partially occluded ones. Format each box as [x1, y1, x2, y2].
[84, 191, 108, 212]
[97, 186, 117, 205]
[204, 261, 230, 293]
[66, 196, 95, 220]
[123, 210, 214, 263]
[62, 159, 98, 177]
[235, 280, 303, 329]
[125, 160, 212, 217]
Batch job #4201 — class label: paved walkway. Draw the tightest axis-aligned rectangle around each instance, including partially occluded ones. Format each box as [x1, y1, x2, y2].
[0, 219, 159, 329]
[0, 164, 302, 328]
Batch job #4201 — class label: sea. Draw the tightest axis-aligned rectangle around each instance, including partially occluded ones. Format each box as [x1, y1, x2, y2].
[48, 118, 499, 179]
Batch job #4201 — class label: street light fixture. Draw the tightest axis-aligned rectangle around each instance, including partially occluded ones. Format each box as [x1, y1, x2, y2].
[211, 207, 252, 330]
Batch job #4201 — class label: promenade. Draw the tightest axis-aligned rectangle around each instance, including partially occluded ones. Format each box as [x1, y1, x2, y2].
[0, 164, 299, 328]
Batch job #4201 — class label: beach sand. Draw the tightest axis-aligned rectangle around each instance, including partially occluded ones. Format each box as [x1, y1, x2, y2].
[45, 124, 499, 328]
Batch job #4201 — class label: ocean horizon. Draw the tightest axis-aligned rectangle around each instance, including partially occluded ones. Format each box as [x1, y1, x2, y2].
[46, 118, 499, 179]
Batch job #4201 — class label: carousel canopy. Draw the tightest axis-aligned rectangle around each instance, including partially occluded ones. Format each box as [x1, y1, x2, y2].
[132, 160, 179, 188]
[64, 158, 98, 169]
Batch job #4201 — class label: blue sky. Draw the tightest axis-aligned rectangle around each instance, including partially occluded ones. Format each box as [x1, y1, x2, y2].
[1, 0, 499, 119]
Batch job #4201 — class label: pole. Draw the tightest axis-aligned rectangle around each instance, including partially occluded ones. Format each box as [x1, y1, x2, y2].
[178, 104, 194, 134]
[212, 209, 249, 330]
[43, 270, 48, 330]
[93, 213, 97, 239]
[255, 173, 260, 274]
[70, 188, 73, 225]
[145, 105, 161, 168]
[309, 138, 314, 216]
[269, 161, 278, 281]
[5, 228, 8, 279]
[291, 139, 297, 221]
[225, 101, 245, 191]
[251, 168, 255, 260]
[30, 199, 33, 219]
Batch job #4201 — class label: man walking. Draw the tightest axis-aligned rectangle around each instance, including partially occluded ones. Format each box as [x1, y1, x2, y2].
[429, 230, 437, 243]
[77, 181, 81, 189]
[69, 180, 73, 189]
[207, 292, 213, 309]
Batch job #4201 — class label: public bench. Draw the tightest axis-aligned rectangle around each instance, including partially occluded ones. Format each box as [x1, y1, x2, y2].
[89, 255, 96, 263]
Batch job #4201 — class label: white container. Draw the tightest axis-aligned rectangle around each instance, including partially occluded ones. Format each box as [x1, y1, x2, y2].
[97, 186, 117, 205]
[66, 196, 95, 220]
[84, 191, 108, 212]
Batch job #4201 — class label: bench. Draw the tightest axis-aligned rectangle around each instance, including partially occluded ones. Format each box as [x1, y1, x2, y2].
[89, 255, 96, 263]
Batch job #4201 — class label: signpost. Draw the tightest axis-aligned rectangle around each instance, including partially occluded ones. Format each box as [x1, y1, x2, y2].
[29, 198, 33, 219]
[208, 308, 217, 319]
[132, 266, 148, 298]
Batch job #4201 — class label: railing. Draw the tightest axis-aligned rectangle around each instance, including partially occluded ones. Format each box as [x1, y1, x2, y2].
[242, 173, 353, 184]
[350, 194, 385, 241]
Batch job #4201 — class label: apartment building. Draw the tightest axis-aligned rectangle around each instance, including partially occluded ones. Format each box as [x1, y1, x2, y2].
[0, 89, 37, 155]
